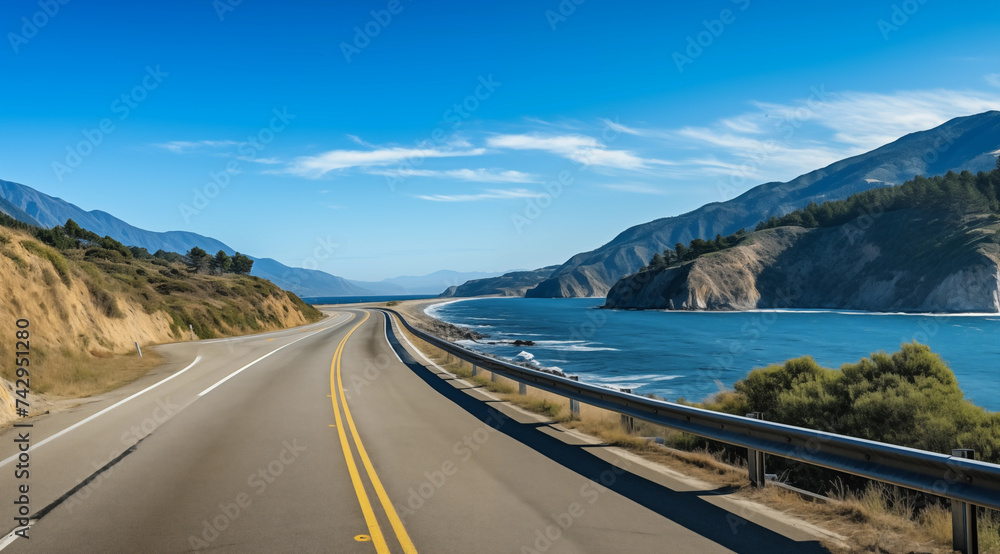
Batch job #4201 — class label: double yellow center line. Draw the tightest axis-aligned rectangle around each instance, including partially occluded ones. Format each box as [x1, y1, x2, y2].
[330, 311, 417, 553]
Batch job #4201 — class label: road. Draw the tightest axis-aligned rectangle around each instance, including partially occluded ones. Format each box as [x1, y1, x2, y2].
[0, 308, 832, 553]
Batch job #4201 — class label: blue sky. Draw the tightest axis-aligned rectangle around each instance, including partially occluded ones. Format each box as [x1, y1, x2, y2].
[2, 0, 1000, 280]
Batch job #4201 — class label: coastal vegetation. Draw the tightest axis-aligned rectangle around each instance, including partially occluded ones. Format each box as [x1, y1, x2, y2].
[637, 229, 751, 272]
[756, 163, 1000, 232]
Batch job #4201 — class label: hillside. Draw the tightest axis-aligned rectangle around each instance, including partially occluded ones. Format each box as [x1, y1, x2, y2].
[439, 266, 559, 297]
[527, 111, 1000, 298]
[0, 179, 375, 297]
[605, 168, 1000, 312]
[0, 218, 322, 424]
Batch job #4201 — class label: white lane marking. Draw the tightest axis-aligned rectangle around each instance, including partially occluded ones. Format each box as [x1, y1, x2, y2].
[383, 313, 404, 364]
[0, 522, 30, 550]
[0, 356, 203, 469]
[197, 324, 338, 397]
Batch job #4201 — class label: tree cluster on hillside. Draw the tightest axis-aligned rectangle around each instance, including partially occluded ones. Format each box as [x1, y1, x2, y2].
[183, 247, 252, 275]
[757, 167, 1000, 232]
[639, 229, 750, 272]
[0, 215, 255, 276]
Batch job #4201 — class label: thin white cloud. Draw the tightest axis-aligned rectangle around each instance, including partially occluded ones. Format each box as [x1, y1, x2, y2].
[286, 146, 486, 178]
[752, 89, 1000, 149]
[986, 74, 1000, 88]
[601, 183, 670, 195]
[487, 133, 670, 170]
[413, 188, 538, 202]
[600, 118, 646, 137]
[608, 88, 1000, 185]
[368, 168, 539, 183]
[155, 140, 240, 153]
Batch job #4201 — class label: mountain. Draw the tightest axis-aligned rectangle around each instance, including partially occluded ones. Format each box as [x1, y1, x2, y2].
[439, 266, 560, 297]
[0, 179, 374, 297]
[351, 270, 507, 295]
[605, 168, 1000, 312]
[527, 111, 1000, 298]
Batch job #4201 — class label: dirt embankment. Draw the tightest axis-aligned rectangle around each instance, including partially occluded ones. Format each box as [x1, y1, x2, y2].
[0, 225, 322, 425]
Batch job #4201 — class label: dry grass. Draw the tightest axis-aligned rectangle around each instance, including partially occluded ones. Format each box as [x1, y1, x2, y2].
[395, 317, 1000, 553]
[0, 345, 163, 399]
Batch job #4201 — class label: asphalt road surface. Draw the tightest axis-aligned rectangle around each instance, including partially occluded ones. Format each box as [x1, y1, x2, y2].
[0, 308, 832, 553]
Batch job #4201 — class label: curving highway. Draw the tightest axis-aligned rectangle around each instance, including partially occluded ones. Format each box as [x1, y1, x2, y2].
[0, 308, 832, 553]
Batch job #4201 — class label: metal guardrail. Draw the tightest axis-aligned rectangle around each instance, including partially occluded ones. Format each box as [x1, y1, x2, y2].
[383, 308, 1000, 552]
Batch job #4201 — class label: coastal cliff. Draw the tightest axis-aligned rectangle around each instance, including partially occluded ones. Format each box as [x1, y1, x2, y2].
[605, 210, 1000, 313]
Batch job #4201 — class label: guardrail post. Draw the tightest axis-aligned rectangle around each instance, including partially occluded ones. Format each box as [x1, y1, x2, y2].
[620, 389, 635, 433]
[951, 449, 979, 554]
[746, 412, 766, 488]
[472, 364, 477, 376]
[135, 341, 142, 358]
[519, 382, 527, 395]
[491, 371, 497, 383]
[189, 324, 195, 341]
[569, 376, 580, 418]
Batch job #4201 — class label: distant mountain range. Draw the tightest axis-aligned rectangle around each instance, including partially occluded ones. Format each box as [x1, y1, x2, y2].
[524, 110, 1000, 298]
[349, 270, 507, 296]
[0, 178, 356, 295]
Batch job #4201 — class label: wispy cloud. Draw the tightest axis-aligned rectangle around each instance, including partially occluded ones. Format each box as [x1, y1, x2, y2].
[285, 146, 486, 178]
[367, 168, 539, 183]
[600, 183, 670, 195]
[154, 140, 240, 154]
[986, 74, 1000, 88]
[487, 133, 670, 170]
[609, 88, 1000, 184]
[413, 188, 538, 202]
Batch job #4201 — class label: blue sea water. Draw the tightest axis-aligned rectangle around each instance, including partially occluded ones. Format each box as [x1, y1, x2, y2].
[427, 298, 1000, 411]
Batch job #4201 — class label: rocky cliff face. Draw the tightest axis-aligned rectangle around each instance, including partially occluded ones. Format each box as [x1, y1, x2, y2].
[530, 111, 1000, 298]
[605, 210, 1000, 313]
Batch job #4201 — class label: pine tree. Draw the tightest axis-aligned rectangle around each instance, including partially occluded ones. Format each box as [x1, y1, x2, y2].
[185, 247, 210, 273]
[230, 252, 254, 275]
[209, 250, 232, 275]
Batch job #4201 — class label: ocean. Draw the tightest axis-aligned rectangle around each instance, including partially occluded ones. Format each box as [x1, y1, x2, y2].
[427, 298, 1000, 411]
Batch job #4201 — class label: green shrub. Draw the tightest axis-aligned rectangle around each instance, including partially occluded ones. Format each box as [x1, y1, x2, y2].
[708, 343, 1000, 490]
[21, 240, 72, 286]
